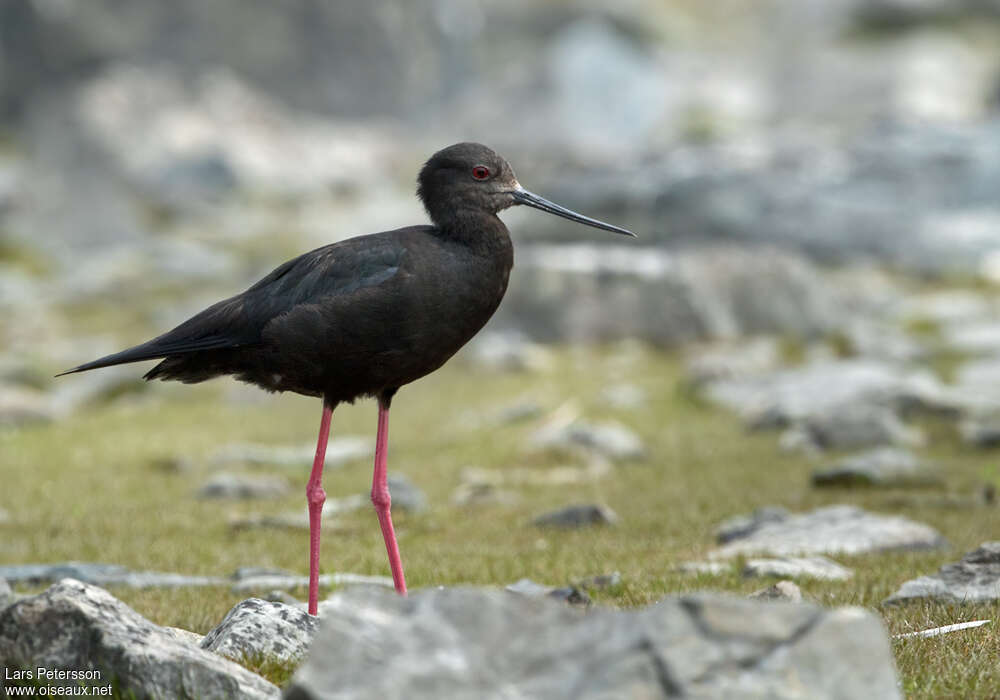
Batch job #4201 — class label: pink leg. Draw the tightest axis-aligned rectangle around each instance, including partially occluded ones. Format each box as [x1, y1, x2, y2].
[306, 402, 333, 615]
[372, 395, 407, 594]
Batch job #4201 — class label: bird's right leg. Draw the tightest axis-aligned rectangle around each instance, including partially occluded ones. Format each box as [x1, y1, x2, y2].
[306, 401, 334, 615]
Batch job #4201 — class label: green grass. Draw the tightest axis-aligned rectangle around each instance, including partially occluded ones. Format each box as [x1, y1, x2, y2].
[2, 345, 999, 697]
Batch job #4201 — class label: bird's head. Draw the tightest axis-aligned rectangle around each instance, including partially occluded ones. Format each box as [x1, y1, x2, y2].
[418, 142, 635, 237]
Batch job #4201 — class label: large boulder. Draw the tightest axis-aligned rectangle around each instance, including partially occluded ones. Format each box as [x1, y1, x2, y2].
[0, 579, 278, 698]
[286, 586, 901, 699]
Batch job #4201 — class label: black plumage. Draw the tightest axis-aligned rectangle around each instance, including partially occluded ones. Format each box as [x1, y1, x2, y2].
[61, 142, 632, 403]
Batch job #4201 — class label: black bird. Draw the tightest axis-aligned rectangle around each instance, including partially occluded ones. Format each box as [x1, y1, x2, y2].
[60, 142, 635, 614]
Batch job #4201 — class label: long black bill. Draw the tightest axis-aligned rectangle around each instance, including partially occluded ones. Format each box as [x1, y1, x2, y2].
[511, 188, 636, 237]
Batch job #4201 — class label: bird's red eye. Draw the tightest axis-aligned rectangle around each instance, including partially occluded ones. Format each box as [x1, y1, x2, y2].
[472, 165, 490, 180]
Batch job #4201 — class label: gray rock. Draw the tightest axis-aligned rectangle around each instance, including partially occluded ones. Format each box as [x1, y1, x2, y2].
[897, 290, 994, 326]
[885, 542, 1000, 605]
[943, 321, 1000, 356]
[959, 416, 1000, 447]
[843, 319, 927, 363]
[380, 473, 427, 512]
[812, 447, 942, 488]
[712, 505, 947, 559]
[0, 562, 228, 588]
[703, 360, 945, 427]
[954, 358, 1000, 404]
[231, 567, 295, 581]
[201, 598, 319, 664]
[0, 578, 12, 611]
[464, 331, 552, 372]
[197, 472, 290, 500]
[505, 245, 843, 346]
[285, 586, 901, 699]
[684, 337, 781, 388]
[743, 556, 854, 582]
[715, 506, 789, 544]
[533, 504, 619, 528]
[531, 419, 646, 461]
[787, 405, 924, 452]
[749, 580, 803, 603]
[0, 579, 277, 698]
[506, 579, 591, 606]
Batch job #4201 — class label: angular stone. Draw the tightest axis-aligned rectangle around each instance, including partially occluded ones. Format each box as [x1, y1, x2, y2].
[812, 448, 942, 488]
[715, 506, 788, 544]
[703, 360, 944, 427]
[743, 556, 854, 582]
[505, 579, 590, 606]
[749, 580, 803, 603]
[0, 578, 12, 611]
[531, 419, 646, 461]
[788, 405, 924, 452]
[959, 417, 1000, 448]
[285, 587, 900, 699]
[533, 503, 619, 528]
[943, 321, 1000, 356]
[464, 331, 552, 372]
[201, 598, 319, 664]
[0, 579, 277, 698]
[898, 290, 993, 326]
[380, 473, 427, 512]
[684, 337, 781, 388]
[197, 472, 290, 499]
[711, 505, 946, 559]
[885, 542, 1000, 605]
[0, 562, 227, 588]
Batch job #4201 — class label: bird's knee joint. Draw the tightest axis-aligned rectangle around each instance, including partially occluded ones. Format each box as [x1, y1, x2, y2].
[307, 485, 327, 507]
[371, 489, 391, 510]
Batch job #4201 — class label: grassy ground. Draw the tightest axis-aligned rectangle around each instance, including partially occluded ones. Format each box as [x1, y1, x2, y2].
[2, 344, 998, 698]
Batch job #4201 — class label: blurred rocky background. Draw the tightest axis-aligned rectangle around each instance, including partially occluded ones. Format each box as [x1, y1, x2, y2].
[4, 0, 1000, 416]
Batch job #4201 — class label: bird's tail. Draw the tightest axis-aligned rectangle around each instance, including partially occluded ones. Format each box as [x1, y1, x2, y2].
[56, 335, 242, 377]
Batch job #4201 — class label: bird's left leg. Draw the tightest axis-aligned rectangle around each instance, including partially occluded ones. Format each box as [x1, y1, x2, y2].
[372, 389, 407, 594]
[306, 400, 334, 615]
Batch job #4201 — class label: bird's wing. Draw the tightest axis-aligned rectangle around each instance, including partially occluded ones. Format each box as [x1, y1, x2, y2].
[58, 231, 415, 375]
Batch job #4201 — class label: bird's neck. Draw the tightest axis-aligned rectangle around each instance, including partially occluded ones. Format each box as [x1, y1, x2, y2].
[434, 211, 513, 257]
